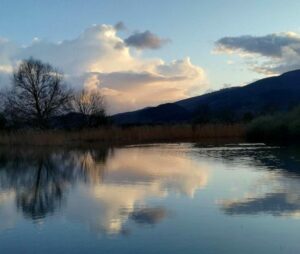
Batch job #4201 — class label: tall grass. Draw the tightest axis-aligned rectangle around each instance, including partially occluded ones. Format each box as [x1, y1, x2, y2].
[0, 124, 245, 146]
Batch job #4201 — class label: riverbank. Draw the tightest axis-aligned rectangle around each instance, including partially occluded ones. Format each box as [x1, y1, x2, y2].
[0, 124, 245, 146]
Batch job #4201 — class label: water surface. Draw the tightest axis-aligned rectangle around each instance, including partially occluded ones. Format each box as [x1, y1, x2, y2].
[1, 144, 300, 253]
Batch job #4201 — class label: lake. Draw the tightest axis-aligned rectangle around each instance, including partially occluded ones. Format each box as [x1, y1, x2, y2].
[1, 143, 300, 253]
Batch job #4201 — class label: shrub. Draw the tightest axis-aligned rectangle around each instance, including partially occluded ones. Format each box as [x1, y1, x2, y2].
[247, 106, 300, 142]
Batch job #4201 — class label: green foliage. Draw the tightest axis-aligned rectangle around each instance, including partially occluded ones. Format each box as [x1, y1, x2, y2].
[247, 106, 300, 142]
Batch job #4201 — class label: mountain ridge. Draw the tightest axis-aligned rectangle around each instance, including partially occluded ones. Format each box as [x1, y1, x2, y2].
[112, 70, 300, 125]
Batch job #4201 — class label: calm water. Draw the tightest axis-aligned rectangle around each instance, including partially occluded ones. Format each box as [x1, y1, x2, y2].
[1, 144, 300, 253]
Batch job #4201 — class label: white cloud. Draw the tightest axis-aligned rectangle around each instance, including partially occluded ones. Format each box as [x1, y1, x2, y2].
[0, 24, 207, 114]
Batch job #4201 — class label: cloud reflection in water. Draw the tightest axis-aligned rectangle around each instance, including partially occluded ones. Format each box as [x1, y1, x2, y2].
[0, 145, 208, 234]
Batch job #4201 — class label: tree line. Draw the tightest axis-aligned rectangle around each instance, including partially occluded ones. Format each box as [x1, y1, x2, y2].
[0, 58, 108, 129]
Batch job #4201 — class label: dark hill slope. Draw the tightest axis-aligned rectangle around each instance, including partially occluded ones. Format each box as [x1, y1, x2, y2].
[112, 70, 300, 125]
[112, 103, 192, 125]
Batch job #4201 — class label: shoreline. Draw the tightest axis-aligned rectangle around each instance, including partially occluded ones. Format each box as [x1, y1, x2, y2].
[0, 124, 245, 147]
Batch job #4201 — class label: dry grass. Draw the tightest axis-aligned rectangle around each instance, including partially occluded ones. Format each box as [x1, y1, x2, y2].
[0, 124, 246, 146]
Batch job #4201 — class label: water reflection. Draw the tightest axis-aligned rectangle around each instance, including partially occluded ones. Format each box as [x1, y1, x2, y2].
[2, 144, 300, 237]
[0, 148, 108, 221]
[202, 145, 300, 217]
[221, 192, 300, 216]
[130, 207, 167, 225]
[65, 147, 208, 234]
[0, 146, 208, 234]
[2, 144, 300, 253]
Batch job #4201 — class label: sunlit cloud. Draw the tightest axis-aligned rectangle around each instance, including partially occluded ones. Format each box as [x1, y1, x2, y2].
[0, 24, 207, 114]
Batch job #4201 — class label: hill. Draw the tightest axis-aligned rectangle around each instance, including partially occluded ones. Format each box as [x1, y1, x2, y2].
[112, 70, 300, 125]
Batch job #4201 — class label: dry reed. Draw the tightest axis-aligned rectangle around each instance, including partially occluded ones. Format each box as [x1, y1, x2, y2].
[0, 124, 246, 146]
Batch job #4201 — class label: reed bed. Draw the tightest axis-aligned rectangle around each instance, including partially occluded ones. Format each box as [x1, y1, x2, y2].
[0, 124, 245, 146]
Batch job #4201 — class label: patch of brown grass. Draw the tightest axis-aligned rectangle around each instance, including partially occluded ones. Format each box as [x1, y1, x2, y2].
[0, 124, 246, 146]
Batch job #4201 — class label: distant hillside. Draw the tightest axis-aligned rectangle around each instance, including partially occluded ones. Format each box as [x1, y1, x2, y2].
[112, 70, 300, 125]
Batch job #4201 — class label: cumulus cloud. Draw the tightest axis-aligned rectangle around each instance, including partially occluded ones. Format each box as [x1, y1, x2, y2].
[215, 32, 300, 75]
[124, 30, 170, 49]
[0, 24, 206, 114]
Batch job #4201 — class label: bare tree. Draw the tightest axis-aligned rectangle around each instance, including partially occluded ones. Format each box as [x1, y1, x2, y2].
[0, 91, 6, 129]
[73, 88, 107, 127]
[5, 58, 73, 128]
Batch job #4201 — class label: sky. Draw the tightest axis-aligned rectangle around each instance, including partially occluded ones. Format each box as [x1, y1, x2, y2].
[1, 0, 300, 113]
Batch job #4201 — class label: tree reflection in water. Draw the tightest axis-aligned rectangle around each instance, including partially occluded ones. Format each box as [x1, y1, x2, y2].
[0, 148, 110, 220]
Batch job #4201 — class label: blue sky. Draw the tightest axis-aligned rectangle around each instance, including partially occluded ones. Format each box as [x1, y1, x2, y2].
[1, 0, 300, 112]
